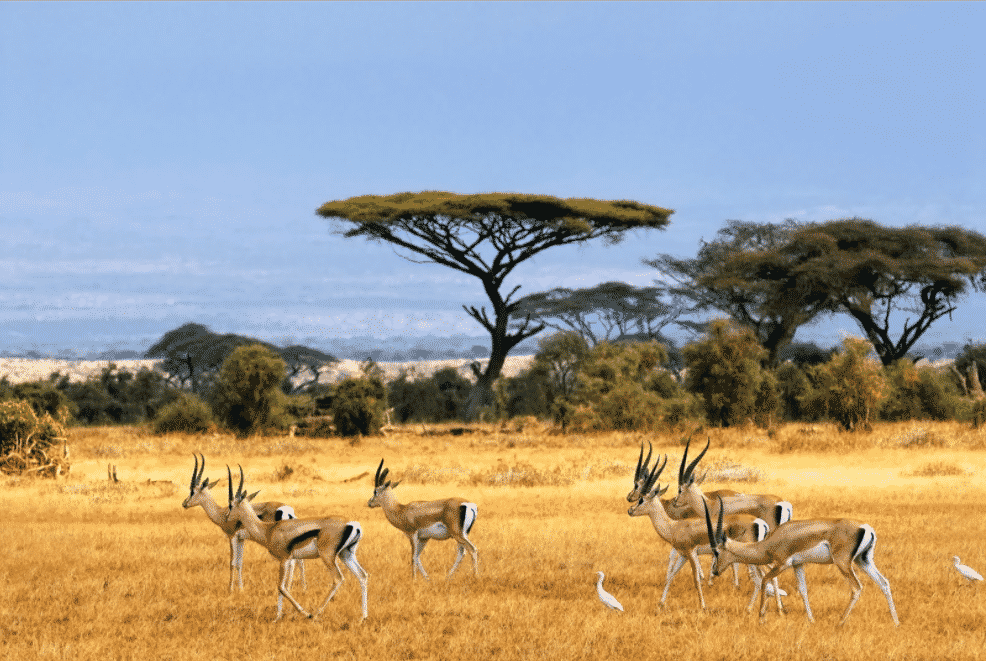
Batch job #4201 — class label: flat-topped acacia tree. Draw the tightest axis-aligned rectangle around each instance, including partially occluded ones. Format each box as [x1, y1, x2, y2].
[316, 191, 673, 419]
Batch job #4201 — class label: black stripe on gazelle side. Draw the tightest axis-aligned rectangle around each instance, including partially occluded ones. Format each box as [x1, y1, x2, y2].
[287, 529, 320, 553]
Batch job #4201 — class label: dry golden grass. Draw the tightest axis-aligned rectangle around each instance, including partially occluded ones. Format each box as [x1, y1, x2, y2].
[3, 421, 986, 660]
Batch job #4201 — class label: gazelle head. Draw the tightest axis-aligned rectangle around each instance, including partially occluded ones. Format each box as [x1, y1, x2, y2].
[182, 453, 221, 509]
[627, 442, 655, 502]
[627, 453, 669, 517]
[670, 435, 710, 509]
[704, 495, 730, 577]
[367, 459, 400, 508]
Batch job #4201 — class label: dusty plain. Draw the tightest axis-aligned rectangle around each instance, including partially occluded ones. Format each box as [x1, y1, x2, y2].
[2, 421, 985, 661]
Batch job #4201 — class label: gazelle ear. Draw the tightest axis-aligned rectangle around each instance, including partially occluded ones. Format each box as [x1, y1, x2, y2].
[390, 480, 400, 489]
[205, 478, 221, 489]
[247, 490, 261, 501]
[656, 484, 668, 497]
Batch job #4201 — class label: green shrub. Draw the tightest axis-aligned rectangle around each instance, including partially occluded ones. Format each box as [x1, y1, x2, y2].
[560, 340, 692, 432]
[880, 360, 961, 421]
[807, 337, 887, 431]
[152, 393, 216, 434]
[210, 344, 287, 436]
[683, 320, 777, 428]
[332, 376, 387, 437]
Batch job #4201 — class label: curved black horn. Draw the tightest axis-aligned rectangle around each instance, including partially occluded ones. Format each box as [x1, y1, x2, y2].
[190, 453, 200, 489]
[683, 437, 710, 485]
[375, 459, 384, 487]
[227, 465, 233, 504]
[703, 500, 718, 556]
[716, 494, 725, 543]
[237, 465, 245, 500]
[643, 453, 668, 495]
[678, 435, 691, 485]
[636, 442, 653, 481]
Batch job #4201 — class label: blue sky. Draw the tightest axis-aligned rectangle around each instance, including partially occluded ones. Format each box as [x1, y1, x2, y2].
[2, 2, 984, 357]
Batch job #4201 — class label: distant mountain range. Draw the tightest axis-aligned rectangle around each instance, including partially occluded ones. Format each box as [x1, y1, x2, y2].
[0, 334, 542, 362]
[0, 337, 974, 363]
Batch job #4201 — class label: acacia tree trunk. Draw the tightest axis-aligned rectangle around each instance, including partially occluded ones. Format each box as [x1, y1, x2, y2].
[463, 279, 541, 421]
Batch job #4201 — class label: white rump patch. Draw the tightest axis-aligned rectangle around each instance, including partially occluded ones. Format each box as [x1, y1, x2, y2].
[275, 505, 297, 521]
[752, 518, 770, 542]
[775, 501, 793, 525]
[461, 502, 478, 535]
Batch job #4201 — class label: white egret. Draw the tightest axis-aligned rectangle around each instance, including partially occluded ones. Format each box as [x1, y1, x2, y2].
[596, 571, 624, 611]
[953, 556, 983, 585]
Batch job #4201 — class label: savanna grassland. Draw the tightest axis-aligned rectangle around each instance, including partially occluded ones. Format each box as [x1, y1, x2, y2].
[3, 421, 986, 661]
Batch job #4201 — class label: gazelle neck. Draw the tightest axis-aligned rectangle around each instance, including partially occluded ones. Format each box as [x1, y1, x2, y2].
[637, 498, 677, 541]
[193, 490, 235, 533]
[232, 499, 272, 541]
[375, 488, 404, 522]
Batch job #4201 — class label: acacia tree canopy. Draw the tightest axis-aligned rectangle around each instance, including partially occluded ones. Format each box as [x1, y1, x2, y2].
[316, 191, 673, 419]
[645, 219, 824, 366]
[760, 219, 986, 366]
[510, 281, 684, 347]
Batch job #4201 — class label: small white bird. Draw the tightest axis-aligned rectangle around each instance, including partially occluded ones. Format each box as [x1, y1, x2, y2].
[595, 571, 624, 611]
[953, 556, 984, 585]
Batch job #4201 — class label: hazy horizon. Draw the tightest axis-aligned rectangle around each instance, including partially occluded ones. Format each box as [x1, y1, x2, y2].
[3, 3, 984, 356]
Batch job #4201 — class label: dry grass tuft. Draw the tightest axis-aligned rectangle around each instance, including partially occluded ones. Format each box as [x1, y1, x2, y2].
[466, 460, 574, 487]
[883, 425, 951, 449]
[702, 455, 764, 483]
[902, 461, 969, 477]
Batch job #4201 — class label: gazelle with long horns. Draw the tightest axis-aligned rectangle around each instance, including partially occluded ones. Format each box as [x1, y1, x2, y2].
[226, 466, 368, 622]
[368, 459, 478, 580]
[181, 453, 306, 592]
[668, 437, 793, 528]
[628, 442, 744, 587]
[627, 452, 775, 610]
[704, 496, 899, 626]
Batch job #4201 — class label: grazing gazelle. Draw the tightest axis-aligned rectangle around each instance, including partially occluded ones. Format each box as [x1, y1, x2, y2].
[627, 452, 777, 611]
[704, 496, 900, 626]
[367, 459, 478, 580]
[226, 466, 368, 622]
[181, 454, 306, 592]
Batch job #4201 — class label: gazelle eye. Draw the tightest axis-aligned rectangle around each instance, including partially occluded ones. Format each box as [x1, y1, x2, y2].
[637, 498, 644, 506]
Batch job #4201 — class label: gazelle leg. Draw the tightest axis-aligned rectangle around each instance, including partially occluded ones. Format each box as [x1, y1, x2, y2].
[448, 545, 466, 578]
[661, 551, 689, 606]
[836, 565, 864, 627]
[758, 563, 789, 621]
[276, 560, 312, 621]
[856, 558, 899, 626]
[794, 565, 813, 622]
[745, 564, 762, 612]
[689, 550, 707, 610]
[732, 562, 740, 588]
[230, 534, 246, 592]
[411, 536, 430, 580]
[314, 555, 346, 618]
[296, 559, 308, 591]
[336, 548, 369, 620]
